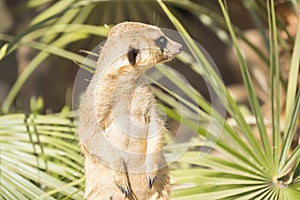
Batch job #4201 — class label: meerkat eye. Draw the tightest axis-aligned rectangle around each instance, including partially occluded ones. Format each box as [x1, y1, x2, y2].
[155, 36, 167, 51]
[127, 47, 139, 65]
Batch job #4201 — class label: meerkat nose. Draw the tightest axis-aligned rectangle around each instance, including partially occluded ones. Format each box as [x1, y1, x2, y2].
[177, 43, 182, 53]
[173, 42, 182, 55]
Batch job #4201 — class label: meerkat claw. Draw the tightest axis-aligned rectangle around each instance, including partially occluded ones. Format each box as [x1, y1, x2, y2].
[115, 172, 130, 197]
[147, 176, 156, 189]
[118, 185, 130, 197]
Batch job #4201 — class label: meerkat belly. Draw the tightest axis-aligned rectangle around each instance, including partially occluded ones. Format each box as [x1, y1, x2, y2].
[106, 82, 153, 151]
[128, 86, 154, 151]
[104, 120, 148, 154]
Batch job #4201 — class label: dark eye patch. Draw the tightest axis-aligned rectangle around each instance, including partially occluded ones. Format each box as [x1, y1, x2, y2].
[155, 36, 167, 51]
[127, 47, 139, 65]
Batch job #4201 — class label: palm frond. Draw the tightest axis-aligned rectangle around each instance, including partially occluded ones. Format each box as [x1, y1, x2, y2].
[157, 0, 300, 199]
[0, 114, 83, 199]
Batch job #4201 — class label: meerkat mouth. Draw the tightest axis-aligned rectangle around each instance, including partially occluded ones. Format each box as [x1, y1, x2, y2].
[159, 49, 181, 63]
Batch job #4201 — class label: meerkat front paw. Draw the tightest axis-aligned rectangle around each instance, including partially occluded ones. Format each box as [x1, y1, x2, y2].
[145, 157, 158, 189]
[146, 171, 157, 189]
[114, 170, 130, 197]
[112, 158, 130, 197]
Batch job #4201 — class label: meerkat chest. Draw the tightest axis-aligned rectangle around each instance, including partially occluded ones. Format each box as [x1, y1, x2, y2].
[113, 77, 154, 124]
[103, 79, 155, 153]
[130, 85, 154, 122]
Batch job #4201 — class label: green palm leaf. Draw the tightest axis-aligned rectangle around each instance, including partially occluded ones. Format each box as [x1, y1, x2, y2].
[157, 0, 300, 199]
[0, 114, 84, 199]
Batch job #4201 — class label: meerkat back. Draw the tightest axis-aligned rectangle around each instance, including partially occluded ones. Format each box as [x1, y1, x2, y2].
[78, 22, 182, 200]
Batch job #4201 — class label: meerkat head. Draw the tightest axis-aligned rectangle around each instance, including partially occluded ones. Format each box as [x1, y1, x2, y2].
[102, 22, 182, 74]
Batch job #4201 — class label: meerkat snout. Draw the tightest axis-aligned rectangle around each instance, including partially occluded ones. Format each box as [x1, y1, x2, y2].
[155, 35, 182, 56]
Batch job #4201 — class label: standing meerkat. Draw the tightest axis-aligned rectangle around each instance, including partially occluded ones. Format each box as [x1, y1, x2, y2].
[78, 21, 182, 199]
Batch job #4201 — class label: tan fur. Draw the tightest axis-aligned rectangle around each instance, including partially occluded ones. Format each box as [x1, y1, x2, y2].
[78, 22, 181, 199]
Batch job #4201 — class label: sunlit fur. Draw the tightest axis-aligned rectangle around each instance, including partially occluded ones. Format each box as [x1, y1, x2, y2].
[78, 22, 181, 200]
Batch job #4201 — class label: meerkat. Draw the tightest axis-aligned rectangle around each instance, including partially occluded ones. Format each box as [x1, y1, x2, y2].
[78, 21, 182, 199]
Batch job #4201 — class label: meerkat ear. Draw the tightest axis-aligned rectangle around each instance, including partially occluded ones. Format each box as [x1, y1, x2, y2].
[127, 48, 139, 65]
